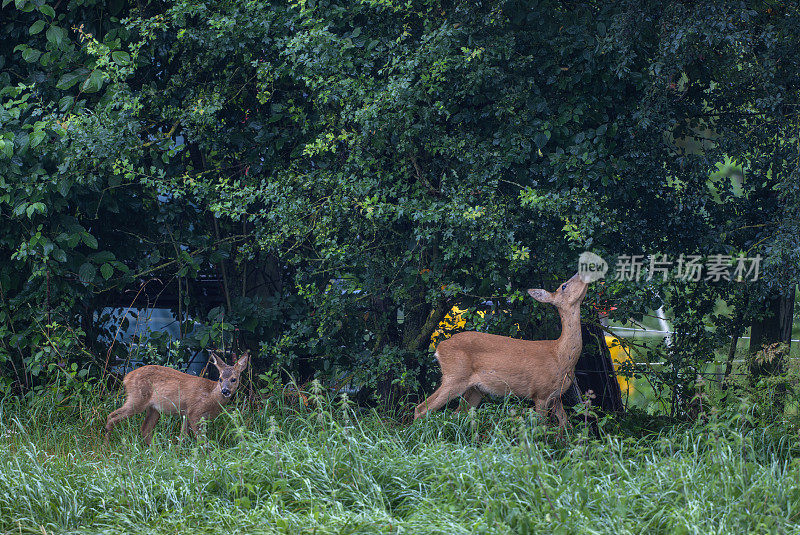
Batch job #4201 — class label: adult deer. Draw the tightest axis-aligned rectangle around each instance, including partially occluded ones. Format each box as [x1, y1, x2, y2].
[414, 274, 589, 427]
[105, 351, 249, 445]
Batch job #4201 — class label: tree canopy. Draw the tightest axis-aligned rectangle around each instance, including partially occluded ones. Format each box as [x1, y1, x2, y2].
[1, 0, 798, 412]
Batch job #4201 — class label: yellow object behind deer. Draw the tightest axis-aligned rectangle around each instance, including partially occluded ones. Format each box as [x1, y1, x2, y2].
[605, 335, 634, 397]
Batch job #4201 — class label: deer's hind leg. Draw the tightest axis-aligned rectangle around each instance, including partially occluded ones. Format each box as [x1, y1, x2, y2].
[105, 398, 140, 440]
[534, 396, 570, 437]
[551, 398, 570, 430]
[140, 407, 161, 445]
[415, 377, 472, 420]
[456, 387, 484, 413]
[534, 397, 550, 421]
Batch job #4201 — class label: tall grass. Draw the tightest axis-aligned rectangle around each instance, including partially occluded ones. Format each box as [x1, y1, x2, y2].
[0, 391, 798, 534]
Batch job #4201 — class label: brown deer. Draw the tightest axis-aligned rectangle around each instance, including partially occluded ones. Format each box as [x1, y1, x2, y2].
[414, 273, 590, 427]
[105, 351, 250, 445]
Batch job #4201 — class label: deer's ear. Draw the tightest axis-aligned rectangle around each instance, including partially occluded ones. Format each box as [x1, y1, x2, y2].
[236, 351, 250, 370]
[209, 352, 225, 369]
[528, 289, 553, 303]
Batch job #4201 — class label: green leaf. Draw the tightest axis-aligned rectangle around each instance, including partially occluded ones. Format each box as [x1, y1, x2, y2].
[81, 70, 105, 93]
[100, 263, 113, 280]
[51, 248, 67, 263]
[90, 250, 115, 263]
[29, 20, 45, 35]
[56, 71, 84, 90]
[78, 263, 97, 283]
[111, 51, 130, 66]
[12, 203, 27, 217]
[16, 132, 29, 151]
[24, 203, 45, 218]
[30, 129, 45, 148]
[22, 47, 41, 63]
[534, 131, 550, 149]
[82, 232, 98, 249]
[39, 4, 55, 17]
[66, 231, 81, 248]
[46, 25, 67, 47]
[39, 51, 54, 67]
[0, 140, 12, 159]
[57, 179, 71, 197]
[58, 95, 74, 111]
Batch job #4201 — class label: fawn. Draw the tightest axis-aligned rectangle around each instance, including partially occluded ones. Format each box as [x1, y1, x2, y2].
[105, 351, 249, 445]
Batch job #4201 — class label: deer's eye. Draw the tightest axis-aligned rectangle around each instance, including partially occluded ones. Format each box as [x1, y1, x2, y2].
[231, 378, 237, 383]
[562, 284, 567, 290]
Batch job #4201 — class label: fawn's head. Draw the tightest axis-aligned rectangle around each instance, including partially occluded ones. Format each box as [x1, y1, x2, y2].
[527, 273, 589, 310]
[209, 351, 250, 398]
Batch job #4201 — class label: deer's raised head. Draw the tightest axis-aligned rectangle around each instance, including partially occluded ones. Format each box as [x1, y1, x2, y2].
[527, 273, 589, 309]
[209, 351, 250, 398]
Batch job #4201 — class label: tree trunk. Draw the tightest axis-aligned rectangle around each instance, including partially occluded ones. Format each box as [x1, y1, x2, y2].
[749, 288, 795, 375]
[722, 329, 741, 390]
[748, 286, 796, 412]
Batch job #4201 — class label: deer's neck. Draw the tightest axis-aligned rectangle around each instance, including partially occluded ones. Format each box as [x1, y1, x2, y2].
[555, 306, 583, 368]
[203, 378, 229, 404]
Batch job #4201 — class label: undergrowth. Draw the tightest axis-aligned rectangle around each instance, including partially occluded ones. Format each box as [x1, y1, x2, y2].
[0, 389, 799, 534]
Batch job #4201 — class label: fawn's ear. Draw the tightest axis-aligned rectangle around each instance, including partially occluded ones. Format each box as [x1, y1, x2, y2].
[235, 351, 250, 371]
[528, 289, 553, 303]
[208, 352, 226, 369]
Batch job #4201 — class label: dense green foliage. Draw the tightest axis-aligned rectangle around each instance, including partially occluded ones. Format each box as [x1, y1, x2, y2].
[0, 0, 798, 413]
[2, 391, 800, 534]
[3, 2, 799, 531]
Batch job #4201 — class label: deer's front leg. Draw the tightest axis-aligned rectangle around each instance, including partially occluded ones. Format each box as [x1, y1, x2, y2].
[184, 410, 206, 442]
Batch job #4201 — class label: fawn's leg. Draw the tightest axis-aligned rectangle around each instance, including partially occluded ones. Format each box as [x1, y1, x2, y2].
[105, 397, 145, 444]
[140, 407, 161, 445]
[186, 415, 204, 442]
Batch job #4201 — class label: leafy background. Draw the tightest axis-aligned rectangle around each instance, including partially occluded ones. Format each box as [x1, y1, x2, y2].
[1, 0, 798, 414]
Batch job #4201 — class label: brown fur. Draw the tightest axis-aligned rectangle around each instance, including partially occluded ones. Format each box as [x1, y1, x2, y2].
[415, 273, 589, 427]
[105, 351, 249, 445]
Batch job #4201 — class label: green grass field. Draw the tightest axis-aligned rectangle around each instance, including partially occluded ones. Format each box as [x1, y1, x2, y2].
[1, 391, 799, 535]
